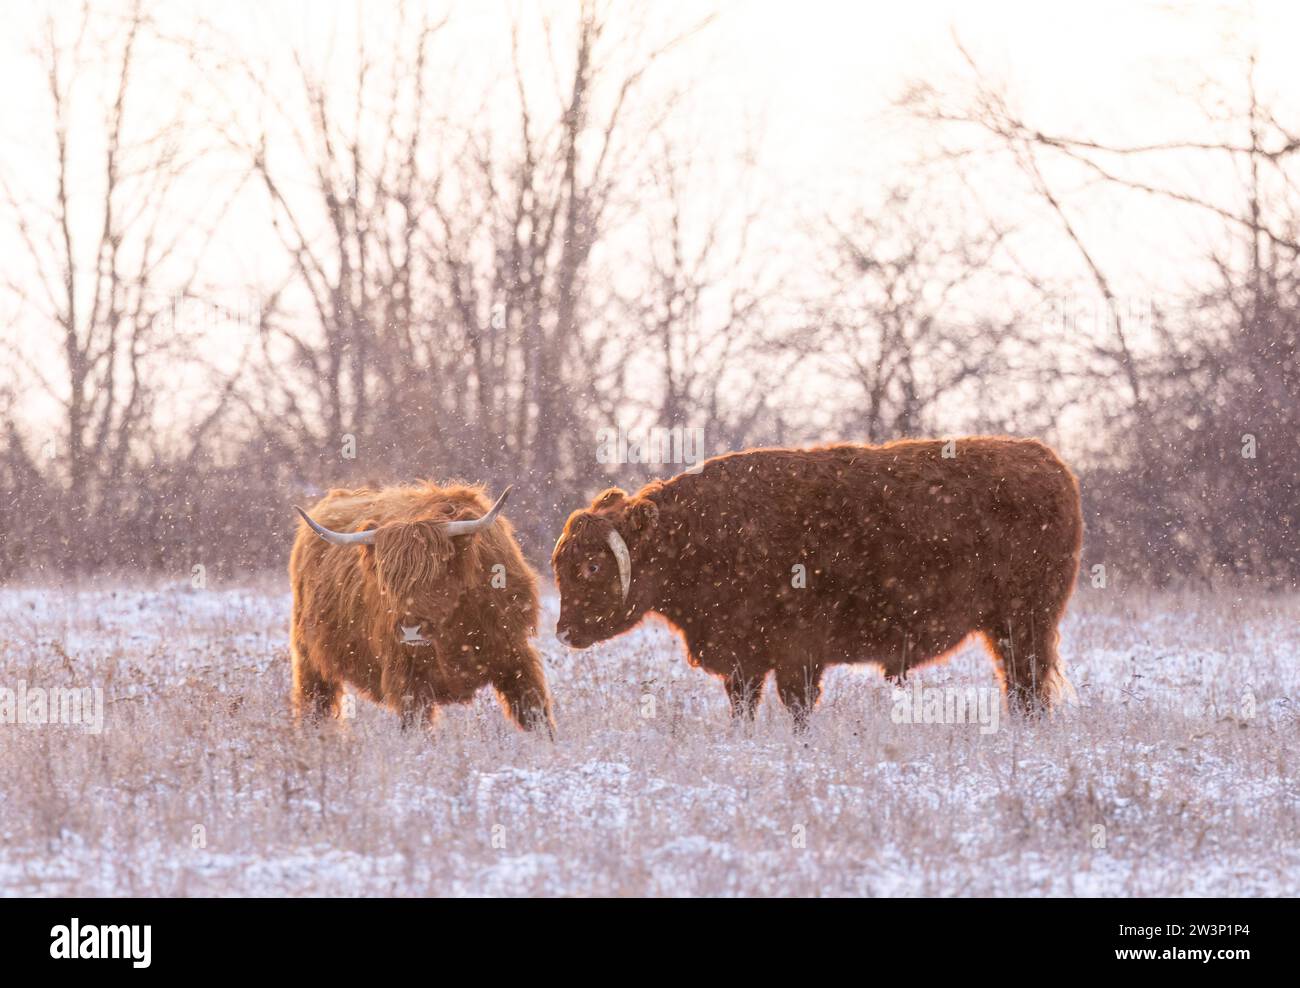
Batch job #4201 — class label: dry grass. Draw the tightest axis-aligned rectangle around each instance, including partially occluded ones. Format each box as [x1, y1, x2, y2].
[0, 580, 1296, 896]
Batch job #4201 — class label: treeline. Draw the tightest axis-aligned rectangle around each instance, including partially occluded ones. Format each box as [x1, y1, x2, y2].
[0, 2, 1296, 587]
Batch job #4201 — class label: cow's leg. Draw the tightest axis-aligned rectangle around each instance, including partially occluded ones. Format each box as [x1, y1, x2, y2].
[690, 635, 766, 721]
[395, 694, 437, 731]
[291, 644, 342, 722]
[493, 646, 555, 738]
[984, 611, 1064, 715]
[723, 666, 767, 721]
[775, 660, 824, 729]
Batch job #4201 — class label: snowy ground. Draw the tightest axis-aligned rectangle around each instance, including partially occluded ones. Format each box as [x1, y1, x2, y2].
[0, 580, 1296, 896]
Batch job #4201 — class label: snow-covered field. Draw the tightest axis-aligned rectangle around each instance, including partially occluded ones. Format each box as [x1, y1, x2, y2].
[0, 581, 1296, 896]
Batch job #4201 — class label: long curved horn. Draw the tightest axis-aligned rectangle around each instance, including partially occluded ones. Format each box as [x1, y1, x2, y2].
[443, 486, 512, 537]
[605, 528, 631, 601]
[295, 507, 378, 545]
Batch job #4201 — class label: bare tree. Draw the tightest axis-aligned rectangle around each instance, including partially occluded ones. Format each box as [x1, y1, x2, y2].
[901, 40, 1300, 582]
[607, 128, 799, 467]
[0, 1, 240, 569]
[802, 184, 1023, 443]
[424, 4, 715, 502]
[227, 1, 715, 546]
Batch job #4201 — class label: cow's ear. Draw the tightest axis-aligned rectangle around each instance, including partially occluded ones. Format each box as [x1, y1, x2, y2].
[628, 499, 659, 533]
[355, 519, 382, 574]
[593, 487, 627, 510]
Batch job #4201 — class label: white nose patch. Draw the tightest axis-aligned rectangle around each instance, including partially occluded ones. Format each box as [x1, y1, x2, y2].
[556, 630, 571, 646]
[399, 624, 432, 646]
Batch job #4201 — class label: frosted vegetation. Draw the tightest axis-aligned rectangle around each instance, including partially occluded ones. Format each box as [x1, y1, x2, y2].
[1, 583, 1294, 896]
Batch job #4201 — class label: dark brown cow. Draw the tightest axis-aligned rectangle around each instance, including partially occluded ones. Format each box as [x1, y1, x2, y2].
[552, 437, 1082, 723]
[290, 482, 553, 733]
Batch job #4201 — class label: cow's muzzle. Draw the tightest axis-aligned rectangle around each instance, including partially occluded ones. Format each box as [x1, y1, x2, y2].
[398, 622, 434, 647]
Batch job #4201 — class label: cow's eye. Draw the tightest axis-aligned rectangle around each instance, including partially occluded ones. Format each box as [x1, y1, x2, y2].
[580, 560, 601, 579]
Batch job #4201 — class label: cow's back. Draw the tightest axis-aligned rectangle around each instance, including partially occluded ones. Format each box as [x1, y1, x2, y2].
[655, 437, 1082, 661]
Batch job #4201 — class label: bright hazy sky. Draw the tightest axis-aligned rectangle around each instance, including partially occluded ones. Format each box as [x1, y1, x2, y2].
[2, 1, 1296, 449]
[4, 0, 1292, 276]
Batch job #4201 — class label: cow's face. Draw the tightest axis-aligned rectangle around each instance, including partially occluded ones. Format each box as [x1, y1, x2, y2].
[298, 486, 514, 648]
[365, 516, 465, 642]
[552, 489, 659, 649]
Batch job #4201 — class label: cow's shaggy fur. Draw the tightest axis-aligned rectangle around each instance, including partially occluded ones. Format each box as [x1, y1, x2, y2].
[290, 482, 552, 732]
[553, 437, 1083, 723]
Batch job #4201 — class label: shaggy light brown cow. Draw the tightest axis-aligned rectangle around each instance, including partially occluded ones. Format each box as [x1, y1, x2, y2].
[553, 437, 1082, 724]
[290, 482, 552, 733]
